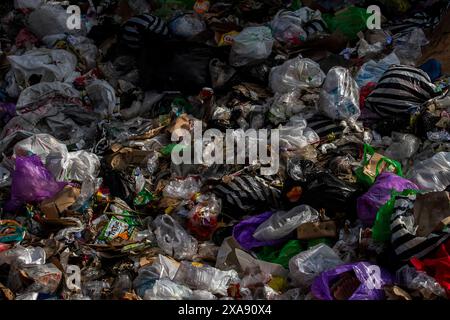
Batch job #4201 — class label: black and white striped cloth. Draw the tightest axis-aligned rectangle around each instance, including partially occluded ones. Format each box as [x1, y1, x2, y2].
[121, 14, 169, 49]
[303, 114, 343, 140]
[365, 65, 438, 117]
[212, 175, 281, 212]
[390, 193, 450, 261]
[386, 1, 450, 37]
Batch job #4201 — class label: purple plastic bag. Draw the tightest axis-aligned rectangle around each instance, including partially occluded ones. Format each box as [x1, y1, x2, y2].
[311, 262, 393, 300]
[0, 103, 15, 125]
[4, 155, 66, 211]
[233, 211, 289, 251]
[357, 172, 418, 227]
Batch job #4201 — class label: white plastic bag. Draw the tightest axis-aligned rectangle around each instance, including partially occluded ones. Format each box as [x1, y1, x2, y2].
[173, 261, 239, 295]
[269, 57, 326, 94]
[289, 244, 343, 287]
[270, 10, 308, 44]
[319, 67, 360, 121]
[229, 26, 274, 67]
[278, 115, 320, 150]
[253, 205, 320, 241]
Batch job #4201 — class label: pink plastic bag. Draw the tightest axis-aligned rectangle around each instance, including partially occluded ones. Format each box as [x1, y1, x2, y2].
[4, 155, 66, 211]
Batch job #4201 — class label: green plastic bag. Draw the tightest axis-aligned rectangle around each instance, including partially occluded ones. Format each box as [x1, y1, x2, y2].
[257, 240, 303, 269]
[372, 189, 420, 243]
[323, 6, 371, 40]
[355, 144, 403, 188]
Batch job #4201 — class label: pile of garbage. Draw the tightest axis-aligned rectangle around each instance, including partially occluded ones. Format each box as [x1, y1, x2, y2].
[0, 0, 450, 300]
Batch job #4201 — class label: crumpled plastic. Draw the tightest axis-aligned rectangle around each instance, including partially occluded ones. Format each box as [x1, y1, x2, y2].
[229, 26, 274, 67]
[153, 214, 198, 260]
[269, 57, 326, 94]
[5, 155, 66, 211]
[233, 212, 290, 251]
[289, 244, 343, 287]
[8, 49, 78, 86]
[253, 205, 319, 241]
[407, 152, 450, 191]
[357, 172, 418, 227]
[319, 67, 360, 121]
[311, 262, 393, 300]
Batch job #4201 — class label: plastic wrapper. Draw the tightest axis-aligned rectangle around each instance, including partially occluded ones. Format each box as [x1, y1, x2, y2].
[9, 263, 63, 294]
[0, 245, 46, 265]
[289, 244, 343, 287]
[269, 57, 326, 94]
[86, 80, 117, 118]
[396, 265, 446, 299]
[173, 261, 239, 295]
[153, 214, 198, 260]
[5, 155, 66, 211]
[355, 53, 400, 87]
[163, 176, 201, 199]
[253, 205, 319, 241]
[357, 172, 418, 227]
[233, 212, 289, 251]
[311, 262, 393, 300]
[8, 49, 78, 85]
[187, 193, 221, 240]
[143, 279, 193, 300]
[319, 67, 360, 121]
[82, 281, 110, 300]
[169, 13, 206, 39]
[229, 27, 274, 67]
[407, 152, 450, 191]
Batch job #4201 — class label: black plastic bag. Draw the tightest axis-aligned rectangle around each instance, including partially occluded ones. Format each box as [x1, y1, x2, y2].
[138, 40, 217, 94]
[283, 159, 360, 218]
